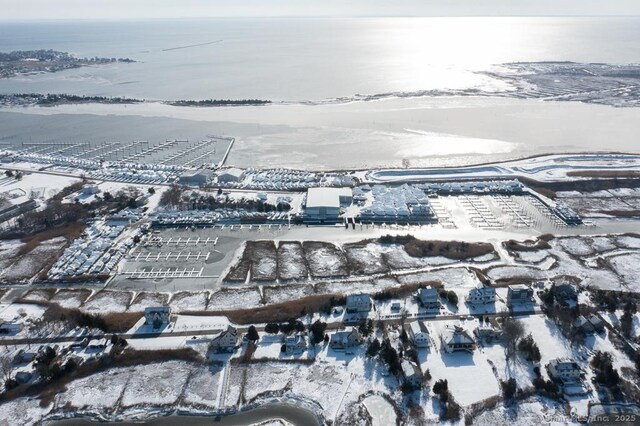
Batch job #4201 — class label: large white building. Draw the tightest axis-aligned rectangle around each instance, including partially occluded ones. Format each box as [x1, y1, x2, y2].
[467, 284, 497, 305]
[304, 187, 352, 223]
[216, 168, 245, 184]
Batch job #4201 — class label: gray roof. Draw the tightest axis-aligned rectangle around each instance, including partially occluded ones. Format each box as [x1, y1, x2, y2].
[442, 325, 474, 346]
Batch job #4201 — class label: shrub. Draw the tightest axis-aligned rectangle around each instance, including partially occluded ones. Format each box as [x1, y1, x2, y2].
[264, 323, 280, 334]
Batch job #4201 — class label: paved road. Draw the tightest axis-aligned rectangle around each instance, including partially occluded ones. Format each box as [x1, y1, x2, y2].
[0, 307, 542, 347]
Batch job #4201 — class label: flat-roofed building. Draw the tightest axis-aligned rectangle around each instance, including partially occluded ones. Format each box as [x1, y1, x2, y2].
[304, 187, 352, 223]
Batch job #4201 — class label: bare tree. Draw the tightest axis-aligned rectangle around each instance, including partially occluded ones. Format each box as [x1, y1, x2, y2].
[503, 317, 526, 361]
[0, 355, 13, 383]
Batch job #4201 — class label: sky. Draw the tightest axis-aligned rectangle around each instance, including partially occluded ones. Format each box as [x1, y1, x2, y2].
[1, 0, 640, 20]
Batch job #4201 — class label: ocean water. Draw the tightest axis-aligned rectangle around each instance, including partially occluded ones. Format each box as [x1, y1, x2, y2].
[1, 17, 640, 101]
[1, 17, 639, 170]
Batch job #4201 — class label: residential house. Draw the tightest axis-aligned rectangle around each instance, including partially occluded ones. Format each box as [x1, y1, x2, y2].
[575, 314, 605, 334]
[209, 325, 239, 353]
[346, 294, 372, 314]
[408, 321, 431, 348]
[144, 306, 171, 329]
[441, 325, 475, 353]
[507, 284, 534, 306]
[474, 321, 502, 341]
[330, 328, 362, 350]
[284, 333, 307, 355]
[418, 286, 440, 310]
[586, 314, 605, 333]
[401, 359, 423, 389]
[466, 285, 496, 305]
[554, 282, 578, 305]
[547, 358, 583, 384]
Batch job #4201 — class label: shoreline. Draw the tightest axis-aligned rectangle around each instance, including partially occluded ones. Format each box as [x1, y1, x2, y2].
[46, 400, 324, 426]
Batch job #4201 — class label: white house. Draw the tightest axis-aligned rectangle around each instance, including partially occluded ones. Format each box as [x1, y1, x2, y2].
[547, 358, 583, 384]
[441, 325, 475, 353]
[507, 284, 534, 306]
[81, 184, 100, 196]
[304, 187, 353, 223]
[330, 328, 362, 350]
[408, 321, 431, 348]
[217, 168, 245, 184]
[401, 359, 423, 389]
[418, 286, 440, 310]
[346, 294, 372, 313]
[467, 285, 496, 305]
[474, 321, 502, 341]
[284, 333, 307, 355]
[144, 307, 171, 328]
[209, 325, 239, 352]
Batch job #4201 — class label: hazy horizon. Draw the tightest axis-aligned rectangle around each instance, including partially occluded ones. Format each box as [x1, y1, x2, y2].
[2, 0, 640, 20]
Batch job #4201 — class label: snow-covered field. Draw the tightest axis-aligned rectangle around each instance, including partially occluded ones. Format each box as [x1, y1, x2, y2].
[169, 291, 209, 312]
[50, 289, 92, 309]
[207, 287, 262, 310]
[127, 292, 170, 312]
[81, 290, 133, 313]
[263, 285, 314, 305]
[607, 253, 640, 290]
[0, 237, 66, 282]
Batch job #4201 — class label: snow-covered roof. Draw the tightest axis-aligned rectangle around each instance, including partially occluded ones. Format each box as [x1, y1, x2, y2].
[218, 168, 245, 178]
[346, 293, 370, 305]
[401, 359, 420, 378]
[306, 187, 352, 208]
[441, 325, 474, 346]
[409, 321, 429, 335]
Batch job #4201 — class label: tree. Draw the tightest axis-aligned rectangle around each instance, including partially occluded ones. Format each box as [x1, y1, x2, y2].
[501, 378, 517, 400]
[446, 291, 458, 306]
[0, 356, 12, 384]
[517, 334, 541, 362]
[591, 351, 620, 387]
[4, 170, 13, 177]
[366, 338, 381, 357]
[620, 311, 633, 338]
[309, 320, 327, 345]
[358, 318, 374, 337]
[432, 379, 448, 395]
[246, 325, 259, 342]
[159, 184, 182, 208]
[264, 323, 280, 334]
[503, 318, 526, 360]
[103, 191, 113, 202]
[148, 187, 155, 195]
